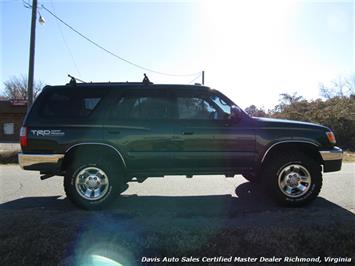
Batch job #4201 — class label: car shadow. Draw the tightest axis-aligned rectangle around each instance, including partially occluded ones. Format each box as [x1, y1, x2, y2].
[1, 181, 354, 266]
[0, 181, 270, 211]
[0, 181, 353, 218]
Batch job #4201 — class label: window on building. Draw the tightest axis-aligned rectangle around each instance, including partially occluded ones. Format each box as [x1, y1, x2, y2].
[3, 123, 14, 135]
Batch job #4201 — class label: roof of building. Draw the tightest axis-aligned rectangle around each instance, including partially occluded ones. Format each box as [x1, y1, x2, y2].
[0, 100, 27, 114]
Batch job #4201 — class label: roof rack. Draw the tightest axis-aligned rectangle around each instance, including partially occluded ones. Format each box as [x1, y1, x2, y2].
[142, 73, 153, 85]
[67, 74, 86, 86]
[67, 73, 153, 86]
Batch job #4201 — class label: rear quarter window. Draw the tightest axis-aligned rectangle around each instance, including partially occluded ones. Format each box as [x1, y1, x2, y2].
[39, 88, 106, 118]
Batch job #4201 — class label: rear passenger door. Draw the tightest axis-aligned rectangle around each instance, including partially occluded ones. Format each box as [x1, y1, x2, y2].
[104, 88, 176, 171]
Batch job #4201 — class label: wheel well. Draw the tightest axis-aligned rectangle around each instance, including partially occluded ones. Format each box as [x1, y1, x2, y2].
[261, 142, 323, 168]
[61, 144, 126, 172]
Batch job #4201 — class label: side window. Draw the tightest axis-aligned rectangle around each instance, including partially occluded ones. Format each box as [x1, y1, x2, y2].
[177, 97, 217, 120]
[210, 94, 231, 116]
[84, 98, 101, 111]
[111, 91, 173, 120]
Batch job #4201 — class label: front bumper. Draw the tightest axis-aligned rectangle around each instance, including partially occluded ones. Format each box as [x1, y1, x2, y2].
[18, 153, 64, 171]
[319, 146, 343, 172]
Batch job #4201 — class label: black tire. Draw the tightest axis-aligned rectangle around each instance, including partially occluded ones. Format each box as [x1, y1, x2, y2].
[262, 152, 322, 207]
[64, 156, 124, 210]
[242, 173, 259, 183]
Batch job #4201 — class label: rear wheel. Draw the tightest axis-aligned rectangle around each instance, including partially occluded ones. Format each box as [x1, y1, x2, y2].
[262, 152, 322, 206]
[242, 173, 259, 183]
[64, 156, 124, 210]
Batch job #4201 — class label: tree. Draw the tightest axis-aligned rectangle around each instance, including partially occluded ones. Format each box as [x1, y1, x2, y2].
[268, 87, 355, 150]
[247, 74, 355, 150]
[269, 92, 308, 120]
[1, 75, 44, 101]
[274, 92, 303, 111]
[244, 105, 268, 117]
[319, 75, 355, 99]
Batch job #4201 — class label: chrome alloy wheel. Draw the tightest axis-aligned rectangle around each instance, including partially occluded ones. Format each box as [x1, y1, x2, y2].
[278, 164, 311, 198]
[75, 167, 109, 201]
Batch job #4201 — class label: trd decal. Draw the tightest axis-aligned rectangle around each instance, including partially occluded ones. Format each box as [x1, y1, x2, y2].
[30, 129, 65, 137]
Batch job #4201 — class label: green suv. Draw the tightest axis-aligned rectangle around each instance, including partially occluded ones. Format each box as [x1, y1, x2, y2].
[18, 80, 343, 209]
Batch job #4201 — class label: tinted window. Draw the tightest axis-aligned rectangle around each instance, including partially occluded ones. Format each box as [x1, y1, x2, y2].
[40, 89, 104, 118]
[176, 93, 232, 120]
[111, 90, 173, 120]
[211, 95, 231, 115]
[177, 97, 217, 120]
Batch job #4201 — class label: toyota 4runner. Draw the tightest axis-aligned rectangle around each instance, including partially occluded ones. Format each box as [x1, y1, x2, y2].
[18, 79, 343, 209]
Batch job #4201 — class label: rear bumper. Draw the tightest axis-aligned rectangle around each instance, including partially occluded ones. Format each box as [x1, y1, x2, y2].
[319, 146, 343, 172]
[18, 153, 64, 172]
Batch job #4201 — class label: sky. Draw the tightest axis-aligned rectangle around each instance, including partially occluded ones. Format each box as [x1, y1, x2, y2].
[0, 0, 354, 109]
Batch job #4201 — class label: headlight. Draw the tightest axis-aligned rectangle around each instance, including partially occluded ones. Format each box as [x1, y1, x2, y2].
[326, 131, 336, 144]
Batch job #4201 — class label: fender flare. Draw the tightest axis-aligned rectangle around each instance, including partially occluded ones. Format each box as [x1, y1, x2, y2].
[65, 142, 127, 168]
[260, 140, 320, 163]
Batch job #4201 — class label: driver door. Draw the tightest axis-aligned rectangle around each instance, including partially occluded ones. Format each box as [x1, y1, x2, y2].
[170, 90, 255, 172]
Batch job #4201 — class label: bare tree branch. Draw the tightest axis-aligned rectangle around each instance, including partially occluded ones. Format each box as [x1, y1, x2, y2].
[2, 75, 44, 100]
[319, 75, 354, 99]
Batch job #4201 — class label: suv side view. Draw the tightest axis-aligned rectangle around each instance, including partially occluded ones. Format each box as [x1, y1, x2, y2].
[18, 79, 343, 209]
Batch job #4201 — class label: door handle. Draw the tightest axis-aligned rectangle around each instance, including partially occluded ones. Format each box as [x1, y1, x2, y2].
[182, 131, 194, 135]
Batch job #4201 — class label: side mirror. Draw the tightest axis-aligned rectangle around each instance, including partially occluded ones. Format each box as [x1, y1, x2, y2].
[230, 106, 242, 122]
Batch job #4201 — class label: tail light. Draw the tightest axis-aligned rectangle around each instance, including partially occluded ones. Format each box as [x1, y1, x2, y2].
[20, 126, 28, 147]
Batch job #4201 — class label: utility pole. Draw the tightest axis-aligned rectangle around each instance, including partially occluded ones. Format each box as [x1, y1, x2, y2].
[202, 70, 205, 85]
[27, 0, 37, 110]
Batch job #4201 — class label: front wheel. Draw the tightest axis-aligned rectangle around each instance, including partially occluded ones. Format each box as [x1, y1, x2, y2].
[262, 153, 322, 207]
[64, 158, 124, 210]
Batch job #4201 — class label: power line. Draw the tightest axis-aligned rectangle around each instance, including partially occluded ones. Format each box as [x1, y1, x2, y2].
[189, 72, 202, 84]
[50, 0, 82, 78]
[41, 4, 201, 77]
[22, 0, 31, 8]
